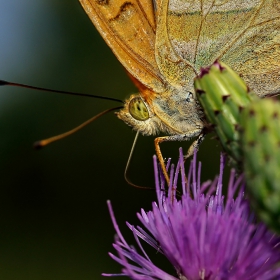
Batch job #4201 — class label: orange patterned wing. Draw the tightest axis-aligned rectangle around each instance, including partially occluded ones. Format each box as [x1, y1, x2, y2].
[79, 0, 166, 93]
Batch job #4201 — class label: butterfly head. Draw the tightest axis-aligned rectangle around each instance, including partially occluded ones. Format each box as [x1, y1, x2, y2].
[116, 94, 164, 136]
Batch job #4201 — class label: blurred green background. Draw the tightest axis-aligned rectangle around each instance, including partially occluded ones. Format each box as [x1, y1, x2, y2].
[0, 1, 223, 279]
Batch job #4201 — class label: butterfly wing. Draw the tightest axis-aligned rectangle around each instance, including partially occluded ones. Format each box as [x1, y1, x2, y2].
[156, 0, 280, 96]
[79, 0, 166, 93]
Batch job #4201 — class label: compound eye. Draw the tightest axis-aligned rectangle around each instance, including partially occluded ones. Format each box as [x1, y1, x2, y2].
[129, 97, 149, 121]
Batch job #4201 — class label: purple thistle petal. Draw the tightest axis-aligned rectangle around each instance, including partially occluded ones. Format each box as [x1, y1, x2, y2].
[179, 148, 187, 195]
[105, 150, 280, 279]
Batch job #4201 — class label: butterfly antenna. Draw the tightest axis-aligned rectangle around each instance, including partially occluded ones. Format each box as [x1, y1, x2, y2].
[0, 79, 125, 147]
[124, 131, 154, 190]
[34, 107, 122, 148]
[0, 79, 124, 104]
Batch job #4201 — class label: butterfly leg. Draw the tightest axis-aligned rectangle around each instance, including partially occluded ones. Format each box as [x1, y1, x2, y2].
[154, 129, 203, 184]
[184, 132, 206, 160]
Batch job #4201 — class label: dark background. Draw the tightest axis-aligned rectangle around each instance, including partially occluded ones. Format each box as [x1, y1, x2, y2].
[0, 1, 223, 279]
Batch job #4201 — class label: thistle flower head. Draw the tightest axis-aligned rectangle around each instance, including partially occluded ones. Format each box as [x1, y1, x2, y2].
[104, 149, 280, 279]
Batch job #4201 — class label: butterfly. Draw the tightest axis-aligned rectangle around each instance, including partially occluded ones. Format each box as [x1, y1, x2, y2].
[79, 0, 280, 182]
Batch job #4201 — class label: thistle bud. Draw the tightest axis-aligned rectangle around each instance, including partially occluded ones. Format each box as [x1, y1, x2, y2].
[194, 61, 257, 166]
[241, 99, 280, 232]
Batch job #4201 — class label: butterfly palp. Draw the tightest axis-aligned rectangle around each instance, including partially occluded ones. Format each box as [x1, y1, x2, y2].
[129, 97, 149, 121]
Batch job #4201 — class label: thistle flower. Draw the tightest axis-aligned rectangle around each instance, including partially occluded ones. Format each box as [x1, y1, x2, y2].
[103, 149, 280, 279]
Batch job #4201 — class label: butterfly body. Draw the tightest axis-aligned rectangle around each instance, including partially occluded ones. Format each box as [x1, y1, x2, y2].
[79, 0, 280, 180]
